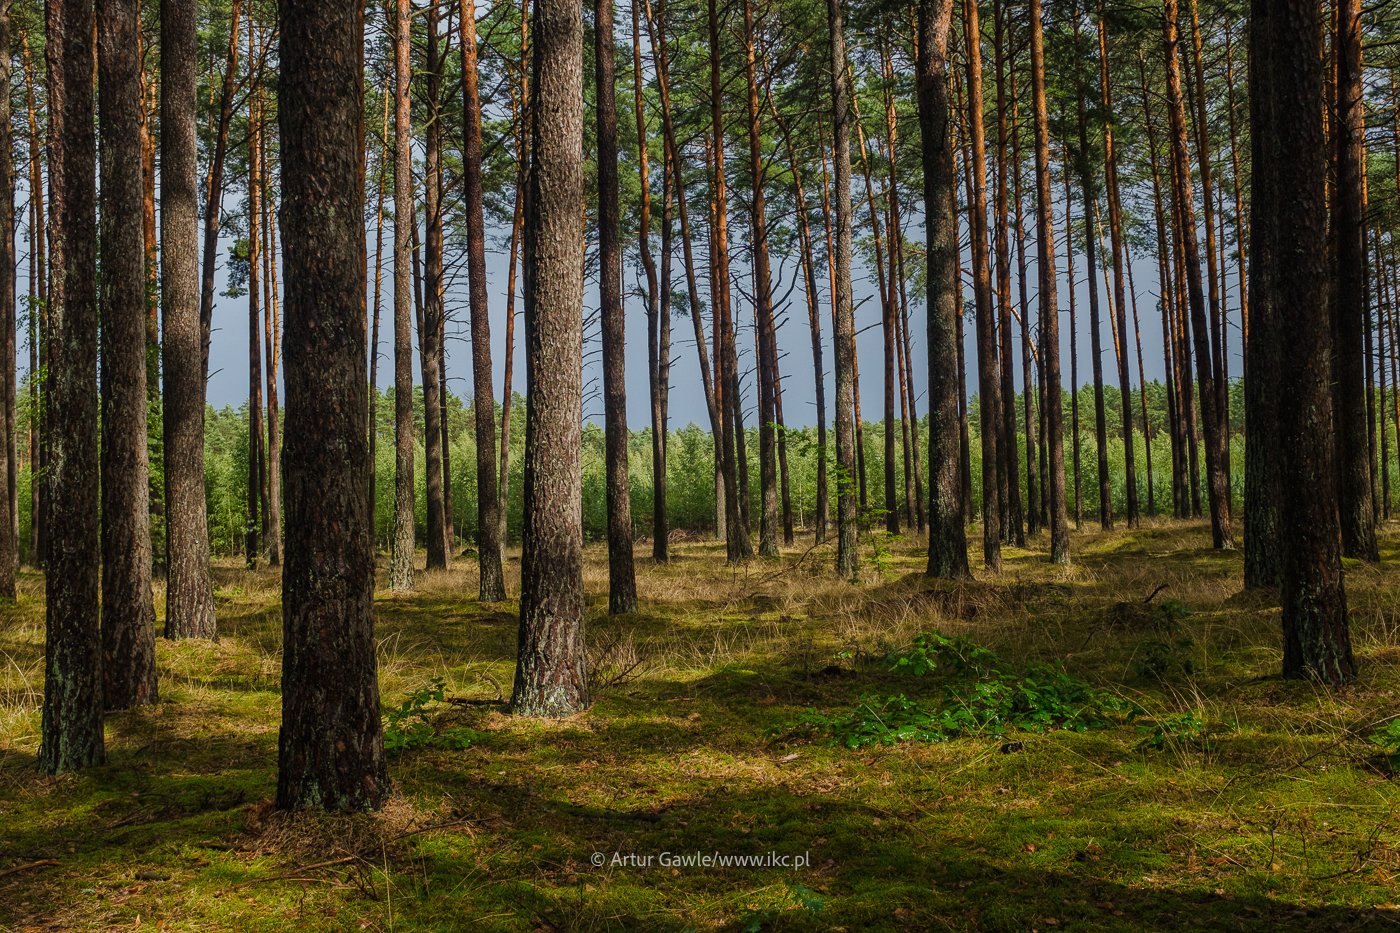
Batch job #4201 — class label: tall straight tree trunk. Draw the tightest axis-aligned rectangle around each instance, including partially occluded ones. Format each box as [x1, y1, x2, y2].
[420, 4, 449, 571]
[459, 0, 507, 598]
[246, 26, 265, 569]
[643, 0, 723, 541]
[595, 0, 638, 608]
[918, 0, 968, 578]
[1126, 253, 1156, 514]
[658, 168, 675, 545]
[1164, 0, 1233, 549]
[1029, 0, 1068, 563]
[1009, 62, 1039, 538]
[1099, 10, 1138, 528]
[991, 0, 1022, 546]
[829, 0, 858, 579]
[499, 0, 529, 547]
[98, 0, 156, 708]
[1375, 230, 1391, 519]
[388, 0, 416, 592]
[1141, 53, 1188, 519]
[161, 0, 216, 638]
[0, 17, 11, 576]
[21, 40, 45, 566]
[1186, 0, 1226, 434]
[634, 0, 667, 562]
[961, 0, 1002, 572]
[708, 0, 750, 562]
[1252, 0, 1354, 685]
[0, 8, 13, 594]
[276, 0, 388, 809]
[770, 101, 828, 544]
[1072, 26, 1112, 532]
[1063, 164, 1083, 529]
[511, 0, 589, 715]
[851, 74, 899, 535]
[41, 0, 103, 772]
[819, 121, 868, 520]
[196, 0, 242, 379]
[742, 0, 779, 557]
[369, 79, 389, 528]
[261, 121, 282, 566]
[1333, 0, 1377, 561]
[882, 38, 922, 533]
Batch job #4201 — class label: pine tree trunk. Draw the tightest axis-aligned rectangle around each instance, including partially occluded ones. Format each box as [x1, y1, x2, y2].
[644, 0, 723, 541]
[276, 0, 388, 808]
[1164, 0, 1233, 549]
[1333, 0, 1377, 561]
[634, 0, 667, 562]
[1009, 62, 1039, 539]
[388, 0, 416, 592]
[261, 127, 282, 566]
[828, 0, 858, 579]
[596, 0, 638, 608]
[511, 0, 589, 716]
[197, 0, 242, 379]
[459, 0, 507, 598]
[1099, 10, 1138, 528]
[161, 0, 216, 638]
[918, 0, 968, 578]
[707, 0, 749, 561]
[246, 19, 265, 569]
[499, 0, 529, 547]
[1252, 0, 1354, 685]
[770, 99, 828, 544]
[742, 0, 779, 558]
[961, 0, 1002, 572]
[421, 5, 449, 571]
[1029, 0, 1069, 564]
[21, 41, 45, 567]
[98, 0, 157, 708]
[369, 79, 389, 533]
[41, 0, 103, 772]
[991, 0, 1022, 546]
[1063, 163, 1083, 530]
[1072, 27, 1112, 532]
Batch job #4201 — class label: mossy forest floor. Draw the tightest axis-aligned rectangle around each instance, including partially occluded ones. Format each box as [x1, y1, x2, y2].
[4, 522, 1400, 930]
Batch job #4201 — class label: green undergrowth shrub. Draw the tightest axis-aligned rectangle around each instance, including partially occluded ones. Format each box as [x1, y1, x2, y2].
[779, 630, 1131, 749]
[383, 678, 481, 753]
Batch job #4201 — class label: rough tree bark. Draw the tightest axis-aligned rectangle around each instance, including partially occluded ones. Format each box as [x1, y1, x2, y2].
[389, 0, 416, 592]
[98, 0, 157, 708]
[1333, 0, 1378, 561]
[1163, 0, 1234, 549]
[1029, 0, 1070, 564]
[596, 0, 638, 609]
[511, 0, 589, 716]
[829, 0, 858, 579]
[1251, 0, 1354, 685]
[459, 0, 507, 599]
[161, 0, 216, 638]
[918, 0, 969, 579]
[41, 0, 103, 772]
[276, 0, 388, 810]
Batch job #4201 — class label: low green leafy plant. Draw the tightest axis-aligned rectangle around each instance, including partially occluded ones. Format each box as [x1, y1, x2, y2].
[1135, 712, 1212, 752]
[1134, 638, 1197, 681]
[888, 630, 1001, 677]
[782, 663, 1127, 749]
[383, 678, 480, 753]
[1367, 718, 1400, 771]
